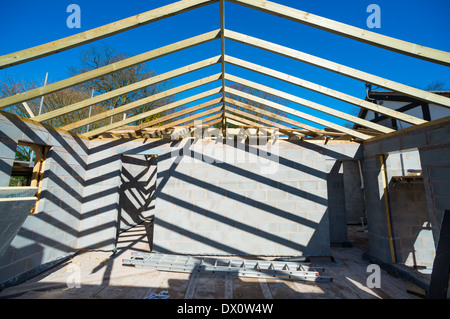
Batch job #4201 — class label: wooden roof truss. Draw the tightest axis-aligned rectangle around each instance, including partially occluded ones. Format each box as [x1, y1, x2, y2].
[1, 0, 449, 142]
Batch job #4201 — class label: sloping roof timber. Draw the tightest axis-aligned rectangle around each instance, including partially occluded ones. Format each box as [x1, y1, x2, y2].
[0, 0, 449, 142]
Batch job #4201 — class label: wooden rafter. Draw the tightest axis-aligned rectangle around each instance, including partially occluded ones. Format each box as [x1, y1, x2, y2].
[21, 102, 35, 118]
[0, 0, 448, 141]
[224, 55, 427, 126]
[225, 112, 267, 128]
[226, 112, 348, 138]
[0, 0, 219, 69]
[204, 116, 224, 127]
[226, 87, 372, 140]
[225, 110, 274, 127]
[224, 30, 450, 108]
[62, 73, 222, 132]
[156, 105, 223, 129]
[226, 118, 253, 128]
[186, 112, 223, 127]
[82, 87, 222, 138]
[224, 111, 306, 138]
[225, 97, 317, 133]
[220, 0, 227, 131]
[226, 117, 255, 127]
[39, 56, 221, 124]
[225, 103, 316, 138]
[225, 74, 394, 133]
[133, 97, 222, 131]
[0, 30, 221, 110]
[227, 0, 450, 66]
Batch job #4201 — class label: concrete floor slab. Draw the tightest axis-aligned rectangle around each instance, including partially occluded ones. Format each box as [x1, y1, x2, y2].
[0, 222, 420, 299]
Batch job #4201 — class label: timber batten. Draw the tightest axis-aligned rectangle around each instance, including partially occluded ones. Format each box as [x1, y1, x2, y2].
[0, 0, 448, 141]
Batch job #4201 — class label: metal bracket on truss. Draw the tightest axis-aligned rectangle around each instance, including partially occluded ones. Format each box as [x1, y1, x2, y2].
[122, 252, 333, 282]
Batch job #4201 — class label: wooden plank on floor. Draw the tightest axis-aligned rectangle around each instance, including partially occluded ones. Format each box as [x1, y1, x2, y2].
[258, 278, 273, 299]
[224, 276, 233, 299]
[291, 279, 333, 299]
[335, 247, 412, 299]
[184, 273, 200, 299]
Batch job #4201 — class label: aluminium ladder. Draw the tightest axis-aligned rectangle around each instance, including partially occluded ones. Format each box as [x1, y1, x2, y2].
[122, 252, 333, 282]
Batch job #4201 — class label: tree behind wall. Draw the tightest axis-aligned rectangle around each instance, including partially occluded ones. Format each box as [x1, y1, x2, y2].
[222, 83, 289, 129]
[0, 45, 178, 134]
[69, 45, 177, 129]
[0, 75, 103, 133]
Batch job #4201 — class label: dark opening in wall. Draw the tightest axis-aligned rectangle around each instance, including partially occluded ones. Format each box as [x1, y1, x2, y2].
[9, 141, 49, 214]
[118, 154, 157, 232]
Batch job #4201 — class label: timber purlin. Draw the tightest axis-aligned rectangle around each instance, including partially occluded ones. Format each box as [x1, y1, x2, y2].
[0, 0, 449, 141]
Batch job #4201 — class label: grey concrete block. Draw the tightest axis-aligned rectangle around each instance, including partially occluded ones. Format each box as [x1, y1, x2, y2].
[400, 133, 427, 150]
[420, 148, 450, 167]
[0, 122, 24, 139]
[431, 181, 450, 197]
[245, 190, 267, 201]
[194, 200, 216, 211]
[0, 160, 14, 187]
[380, 138, 401, 154]
[237, 181, 259, 190]
[205, 169, 228, 180]
[302, 149, 319, 161]
[364, 142, 381, 157]
[296, 200, 319, 212]
[214, 199, 236, 212]
[167, 189, 192, 200]
[217, 180, 238, 189]
[277, 200, 296, 212]
[278, 222, 298, 233]
[267, 190, 287, 201]
[427, 125, 450, 146]
[163, 230, 190, 241]
[202, 230, 226, 243]
[227, 210, 246, 222]
[257, 222, 278, 233]
[428, 166, 450, 181]
[245, 211, 265, 222]
[285, 170, 309, 181]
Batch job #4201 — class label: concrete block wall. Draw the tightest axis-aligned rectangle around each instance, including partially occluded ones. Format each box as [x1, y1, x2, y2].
[342, 160, 365, 225]
[0, 114, 89, 287]
[326, 160, 348, 244]
[0, 135, 15, 186]
[0, 113, 364, 285]
[94, 138, 361, 256]
[361, 155, 394, 263]
[78, 139, 122, 251]
[152, 139, 325, 256]
[420, 142, 450, 244]
[150, 139, 362, 256]
[389, 182, 435, 267]
[324, 145, 363, 244]
[363, 117, 450, 264]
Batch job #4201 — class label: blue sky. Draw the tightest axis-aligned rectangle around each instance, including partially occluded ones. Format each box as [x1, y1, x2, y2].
[1, 0, 449, 129]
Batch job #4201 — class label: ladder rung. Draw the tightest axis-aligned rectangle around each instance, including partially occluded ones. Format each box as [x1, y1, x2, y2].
[122, 252, 333, 282]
